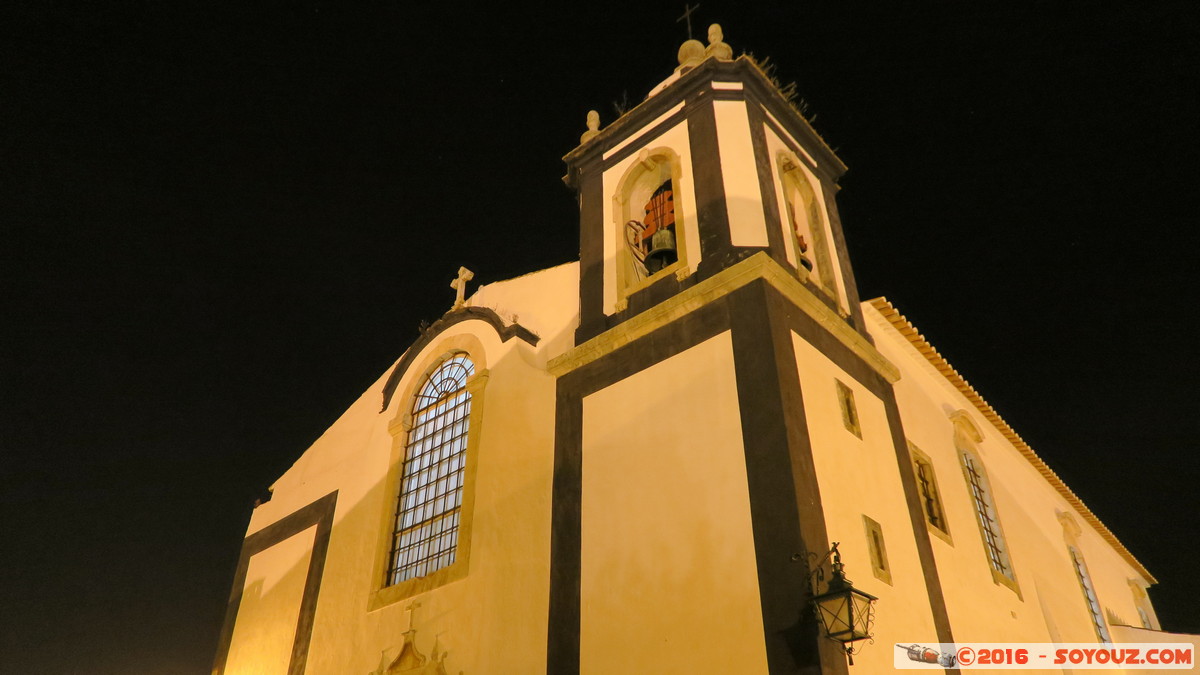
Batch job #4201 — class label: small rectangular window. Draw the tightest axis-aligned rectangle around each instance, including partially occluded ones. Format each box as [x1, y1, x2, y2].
[863, 515, 892, 585]
[908, 442, 951, 541]
[836, 379, 861, 438]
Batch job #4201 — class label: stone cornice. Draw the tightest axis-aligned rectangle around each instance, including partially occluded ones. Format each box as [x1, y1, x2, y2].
[549, 252, 897, 382]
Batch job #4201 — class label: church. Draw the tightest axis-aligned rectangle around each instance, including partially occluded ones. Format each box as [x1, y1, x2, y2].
[213, 25, 1176, 674]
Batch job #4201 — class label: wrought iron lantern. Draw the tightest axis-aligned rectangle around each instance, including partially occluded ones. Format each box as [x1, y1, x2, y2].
[809, 542, 878, 665]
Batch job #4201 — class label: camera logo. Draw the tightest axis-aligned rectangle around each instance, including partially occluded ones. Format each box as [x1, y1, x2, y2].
[897, 644, 957, 668]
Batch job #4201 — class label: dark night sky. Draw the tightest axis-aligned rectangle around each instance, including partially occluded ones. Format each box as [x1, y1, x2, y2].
[4, 2, 1198, 673]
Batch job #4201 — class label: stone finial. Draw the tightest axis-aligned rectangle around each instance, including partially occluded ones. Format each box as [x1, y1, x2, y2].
[677, 39, 705, 71]
[706, 23, 733, 60]
[580, 110, 601, 144]
[450, 267, 474, 309]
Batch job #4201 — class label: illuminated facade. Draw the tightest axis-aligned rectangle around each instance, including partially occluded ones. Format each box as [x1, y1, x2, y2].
[214, 29, 1168, 675]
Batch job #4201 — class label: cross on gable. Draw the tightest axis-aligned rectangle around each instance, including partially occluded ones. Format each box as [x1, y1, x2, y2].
[404, 600, 422, 632]
[450, 266, 474, 309]
[677, 3, 701, 39]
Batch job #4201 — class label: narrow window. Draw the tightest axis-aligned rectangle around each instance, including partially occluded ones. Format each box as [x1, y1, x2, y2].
[387, 354, 474, 585]
[1069, 547, 1111, 642]
[863, 515, 892, 585]
[1137, 607, 1152, 630]
[916, 461, 944, 529]
[952, 411, 1018, 593]
[836, 379, 861, 438]
[909, 443, 950, 539]
[962, 452, 1009, 578]
[1127, 579, 1156, 630]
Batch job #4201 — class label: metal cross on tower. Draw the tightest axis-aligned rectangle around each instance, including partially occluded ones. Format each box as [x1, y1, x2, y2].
[677, 3, 700, 40]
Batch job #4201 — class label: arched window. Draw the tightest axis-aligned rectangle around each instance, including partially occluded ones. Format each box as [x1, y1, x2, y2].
[951, 410, 1019, 594]
[1059, 512, 1112, 642]
[1128, 580, 1156, 630]
[387, 354, 475, 585]
[1069, 546, 1111, 642]
[962, 451, 1008, 574]
[778, 154, 836, 299]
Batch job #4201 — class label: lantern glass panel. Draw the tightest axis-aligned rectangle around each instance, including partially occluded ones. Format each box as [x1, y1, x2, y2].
[849, 590, 875, 640]
[816, 591, 855, 640]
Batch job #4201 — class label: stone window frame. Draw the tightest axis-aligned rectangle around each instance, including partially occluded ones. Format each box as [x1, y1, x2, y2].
[612, 146, 691, 308]
[1068, 546, 1112, 643]
[775, 150, 838, 300]
[1128, 579, 1158, 630]
[862, 514, 892, 586]
[951, 410, 1021, 597]
[908, 441, 953, 545]
[835, 378, 862, 438]
[369, 334, 488, 610]
[1058, 512, 1112, 642]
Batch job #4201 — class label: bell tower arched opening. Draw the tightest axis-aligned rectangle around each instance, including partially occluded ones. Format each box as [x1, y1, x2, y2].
[778, 153, 839, 302]
[613, 147, 690, 302]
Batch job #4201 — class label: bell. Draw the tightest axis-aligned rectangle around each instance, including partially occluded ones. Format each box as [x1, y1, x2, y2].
[644, 227, 678, 273]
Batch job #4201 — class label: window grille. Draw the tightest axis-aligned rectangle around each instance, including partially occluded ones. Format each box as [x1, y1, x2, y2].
[963, 453, 1008, 575]
[914, 459, 945, 532]
[387, 354, 474, 585]
[1070, 547, 1111, 642]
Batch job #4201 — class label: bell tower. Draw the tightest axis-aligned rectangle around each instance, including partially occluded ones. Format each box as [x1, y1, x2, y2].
[549, 25, 924, 675]
[564, 25, 869, 345]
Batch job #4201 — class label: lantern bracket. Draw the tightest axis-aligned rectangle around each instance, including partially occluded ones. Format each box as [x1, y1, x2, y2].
[807, 542, 878, 666]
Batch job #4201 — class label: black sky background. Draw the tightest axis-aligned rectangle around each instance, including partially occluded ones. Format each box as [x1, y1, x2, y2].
[4, 2, 1198, 673]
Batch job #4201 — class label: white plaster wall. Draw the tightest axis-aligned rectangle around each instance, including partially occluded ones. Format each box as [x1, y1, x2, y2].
[602, 102, 684, 161]
[466, 261, 578, 345]
[601, 121, 701, 315]
[863, 303, 1156, 649]
[1080, 522, 1158, 632]
[579, 332, 768, 675]
[1111, 625, 1199, 674]
[713, 99, 769, 247]
[791, 333, 941, 672]
[467, 261, 580, 368]
[762, 108, 816, 169]
[309, 320, 558, 675]
[869, 315, 1083, 645]
[226, 264, 579, 674]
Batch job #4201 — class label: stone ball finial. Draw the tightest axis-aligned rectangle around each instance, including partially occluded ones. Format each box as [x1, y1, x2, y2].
[677, 39, 705, 70]
[580, 110, 601, 144]
[706, 23, 733, 61]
